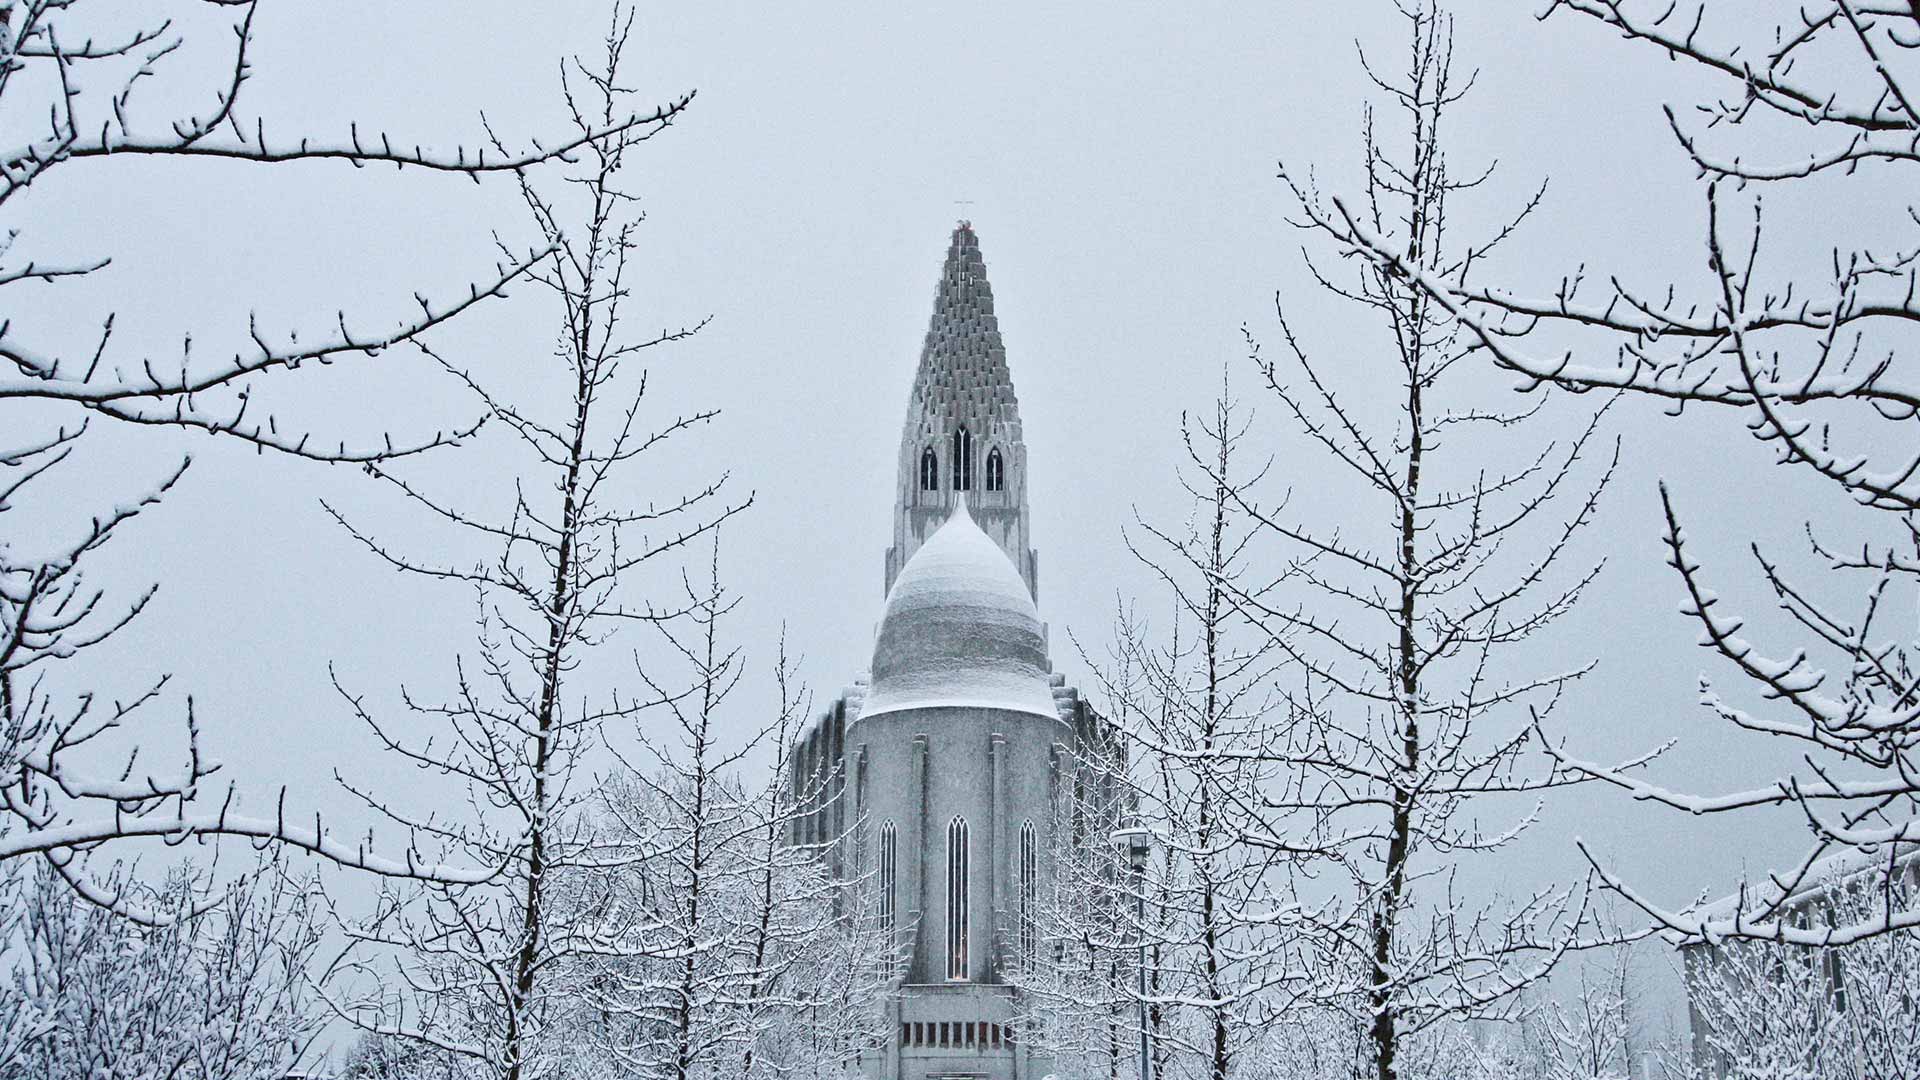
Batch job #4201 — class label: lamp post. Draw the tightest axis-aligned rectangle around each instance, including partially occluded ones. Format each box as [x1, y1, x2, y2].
[1108, 821, 1153, 1080]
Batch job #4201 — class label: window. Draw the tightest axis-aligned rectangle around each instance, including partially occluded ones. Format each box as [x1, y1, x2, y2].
[985, 447, 1005, 492]
[1829, 948, 1848, 1013]
[950, 427, 973, 491]
[880, 821, 898, 934]
[946, 816, 970, 980]
[1019, 820, 1038, 968]
[919, 447, 939, 491]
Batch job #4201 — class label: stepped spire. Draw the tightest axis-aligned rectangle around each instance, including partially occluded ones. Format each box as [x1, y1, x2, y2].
[907, 221, 1020, 424]
[885, 222, 1039, 600]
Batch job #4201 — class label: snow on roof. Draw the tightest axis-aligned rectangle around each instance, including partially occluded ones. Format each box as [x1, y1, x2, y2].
[860, 498, 1061, 722]
[1688, 840, 1920, 926]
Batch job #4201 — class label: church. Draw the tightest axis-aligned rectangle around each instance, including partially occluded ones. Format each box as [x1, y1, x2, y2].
[788, 222, 1118, 1080]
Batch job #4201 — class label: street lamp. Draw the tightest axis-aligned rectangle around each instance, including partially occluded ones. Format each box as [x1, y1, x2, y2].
[1108, 820, 1152, 1080]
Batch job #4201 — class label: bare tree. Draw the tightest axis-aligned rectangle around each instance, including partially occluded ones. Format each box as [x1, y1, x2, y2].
[337, 1031, 465, 1080]
[1242, 1006, 1373, 1080]
[0, 855, 325, 1079]
[726, 635, 894, 1080]
[1017, 763, 1143, 1080]
[580, 535, 762, 1080]
[1311, 0, 1920, 946]
[1242, 6, 1622, 1078]
[310, 14, 737, 1076]
[1530, 941, 1639, 1080]
[0, 0, 691, 916]
[580, 559, 892, 1080]
[1020, 366, 1300, 1080]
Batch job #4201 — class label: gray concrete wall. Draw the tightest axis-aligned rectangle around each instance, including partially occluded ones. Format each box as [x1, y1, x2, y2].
[850, 702, 1065, 986]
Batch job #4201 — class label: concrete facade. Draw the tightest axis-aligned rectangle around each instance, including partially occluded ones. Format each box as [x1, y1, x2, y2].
[790, 223, 1117, 1080]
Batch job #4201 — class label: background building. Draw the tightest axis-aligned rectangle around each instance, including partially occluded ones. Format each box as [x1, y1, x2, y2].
[790, 222, 1118, 1080]
[1679, 843, 1920, 1078]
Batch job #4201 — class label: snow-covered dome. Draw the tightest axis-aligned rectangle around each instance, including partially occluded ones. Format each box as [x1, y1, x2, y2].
[861, 499, 1059, 721]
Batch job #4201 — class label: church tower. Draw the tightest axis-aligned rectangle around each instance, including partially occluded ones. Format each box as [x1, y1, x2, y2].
[885, 222, 1039, 600]
[789, 223, 1117, 1080]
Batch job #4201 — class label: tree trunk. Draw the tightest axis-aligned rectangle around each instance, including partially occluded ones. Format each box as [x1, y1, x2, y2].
[504, 365, 591, 1080]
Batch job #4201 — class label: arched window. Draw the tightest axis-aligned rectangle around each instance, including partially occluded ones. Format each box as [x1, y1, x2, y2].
[1019, 820, 1038, 968]
[946, 816, 970, 980]
[919, 447, 939, 491]
[985, 447, 1005, 492]
[950, 427, 973, 491]
[880, 821, 898, 934]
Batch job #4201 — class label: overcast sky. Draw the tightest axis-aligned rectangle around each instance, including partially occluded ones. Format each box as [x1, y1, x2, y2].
[16, 0, 1902, 1036]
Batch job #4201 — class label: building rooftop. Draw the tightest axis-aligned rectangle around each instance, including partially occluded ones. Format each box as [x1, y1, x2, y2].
[1685, 839, 1920, 931]
[862, 499, 1060, 722]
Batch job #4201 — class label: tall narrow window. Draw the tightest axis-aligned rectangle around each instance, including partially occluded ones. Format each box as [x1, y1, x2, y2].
[985, 447, 1005, 492]
[946, 816, 970, 980]
[951, 427, 973, 491]
[1019, 820, 1038, 968]
[879, 821, 898, 934]
[919, 447, 939, 491]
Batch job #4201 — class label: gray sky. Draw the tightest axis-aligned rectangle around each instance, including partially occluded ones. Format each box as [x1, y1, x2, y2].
[16, 0, 1900, 1036]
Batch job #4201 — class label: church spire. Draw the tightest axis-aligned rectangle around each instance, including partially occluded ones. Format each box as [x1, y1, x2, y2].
[885, 222, 1039, 600]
